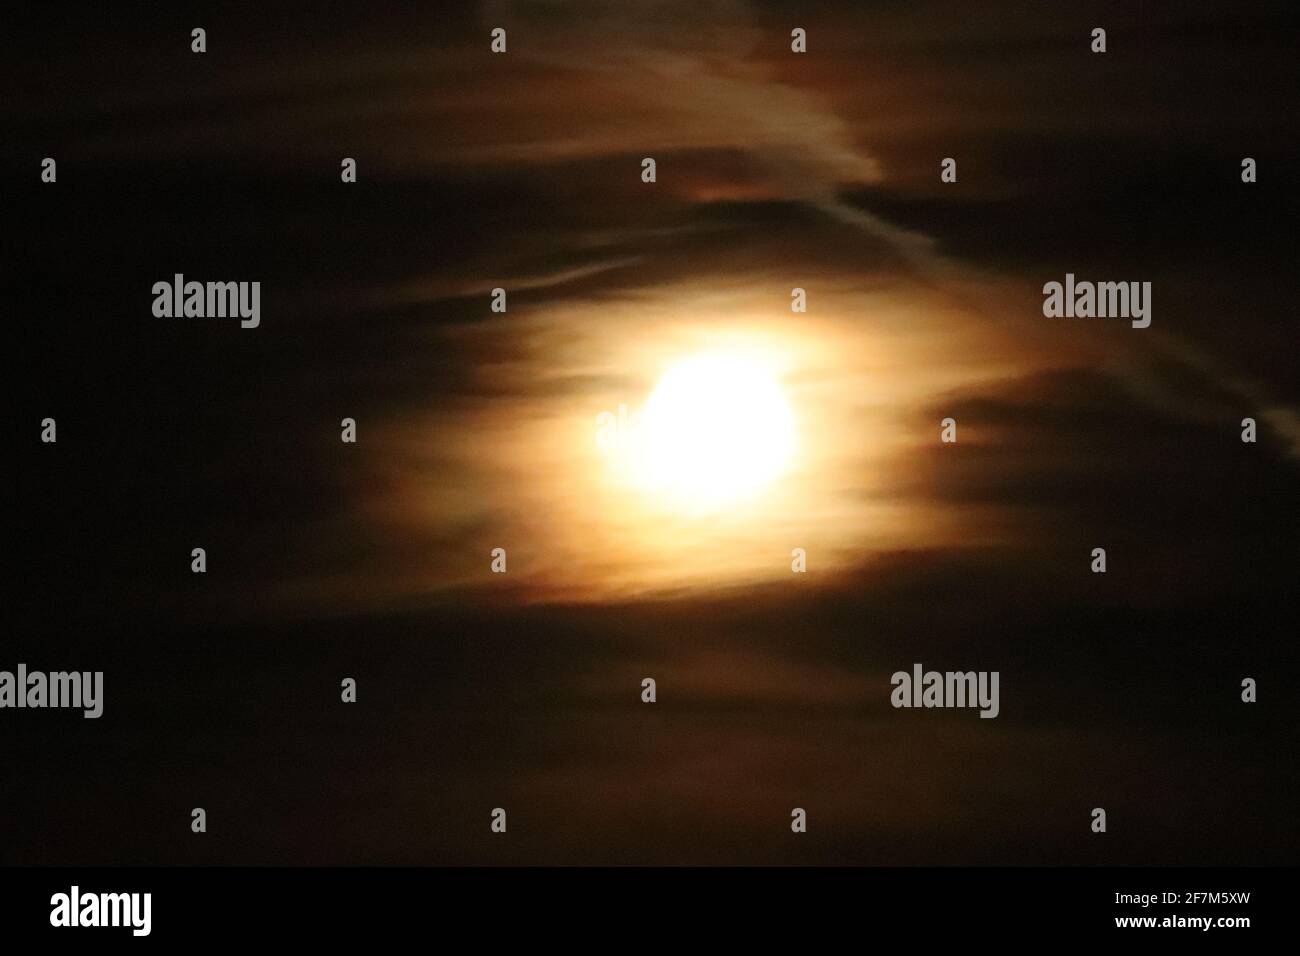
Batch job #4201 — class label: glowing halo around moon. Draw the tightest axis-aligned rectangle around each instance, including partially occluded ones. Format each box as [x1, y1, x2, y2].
[627, 352, 797, 513]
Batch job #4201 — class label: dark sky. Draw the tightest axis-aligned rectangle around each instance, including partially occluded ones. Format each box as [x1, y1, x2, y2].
[5, 0, 1298, 864]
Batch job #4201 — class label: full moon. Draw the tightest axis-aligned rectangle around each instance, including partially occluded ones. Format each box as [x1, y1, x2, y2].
[635, 352, 796, 511]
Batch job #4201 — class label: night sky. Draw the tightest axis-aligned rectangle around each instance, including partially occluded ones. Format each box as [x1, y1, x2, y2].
[5, 0, 1298, 865]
